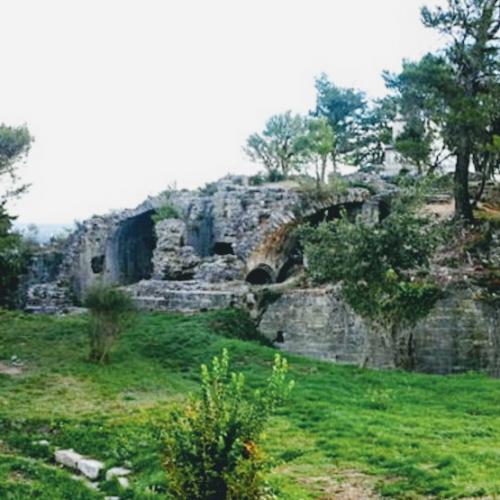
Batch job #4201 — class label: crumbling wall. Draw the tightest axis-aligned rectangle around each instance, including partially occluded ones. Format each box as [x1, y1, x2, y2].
[258, 285, 500, 376]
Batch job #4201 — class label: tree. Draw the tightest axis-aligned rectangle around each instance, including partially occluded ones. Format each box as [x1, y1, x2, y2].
[301, 117, 335, 186]
[0, 124, 33, 308]
[313, 74, 368, 170]
[0, 206, 29, 307]
[244, 112, 309, 179]
[384, 56, 455, 175]
[421, 0, 500, 220]
[388, 0, 500, 220]
[350, 97, 395, 168]
[0, 124, 32, 202]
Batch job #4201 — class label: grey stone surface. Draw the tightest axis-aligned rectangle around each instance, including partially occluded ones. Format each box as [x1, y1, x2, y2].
[259, 286, 394, 369]
[27, 175, 376, 312]
[77, 458, 105, 480]
[55, 449, 83, 469]
[106, 467, 131, 481]
[124, 279, 250, 313]
[258, 285, 500, 376]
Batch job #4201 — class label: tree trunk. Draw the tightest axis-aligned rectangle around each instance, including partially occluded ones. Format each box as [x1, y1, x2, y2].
[454, 138, 474, 221]
[320, 156, 327, 184]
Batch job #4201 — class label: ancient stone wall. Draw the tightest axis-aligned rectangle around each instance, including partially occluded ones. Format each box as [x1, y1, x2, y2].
[258, 285, 500, 376]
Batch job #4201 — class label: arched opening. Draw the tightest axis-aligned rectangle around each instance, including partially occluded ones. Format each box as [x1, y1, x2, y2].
[245, 264, 274, 285]
[305, 201, 364, 226]
[213, 242, 234, 255]
[114, 211, 156, 285]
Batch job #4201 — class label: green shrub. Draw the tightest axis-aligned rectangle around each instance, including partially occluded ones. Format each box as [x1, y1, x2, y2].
[298, 188, 442, 329]
[152, 203, 180, 223]
[0, 205, 31, 308]
[164, 349, 293, 499]
[296, 174, 348, 202]
[84, 285, 136, 364]
[248, 172, 266, 186]
[199, 181, 219, 196]
[207, 309, 272, 346]
[152, 185, 181, 223]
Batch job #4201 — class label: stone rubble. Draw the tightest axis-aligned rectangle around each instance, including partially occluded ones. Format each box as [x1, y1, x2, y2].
[54, 448, 131, 490]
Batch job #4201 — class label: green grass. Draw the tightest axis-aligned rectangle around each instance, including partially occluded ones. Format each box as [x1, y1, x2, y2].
[1, 309, 500, 498]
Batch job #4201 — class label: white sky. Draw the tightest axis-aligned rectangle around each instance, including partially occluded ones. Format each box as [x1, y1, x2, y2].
[1, 0, 444, 224]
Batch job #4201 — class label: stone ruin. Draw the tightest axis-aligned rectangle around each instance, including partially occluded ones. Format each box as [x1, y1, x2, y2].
[24, 174, 379, 313]
[24, 174, 500, 376]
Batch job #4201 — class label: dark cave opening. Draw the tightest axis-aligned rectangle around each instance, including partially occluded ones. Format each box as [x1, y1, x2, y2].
[245, 264, 274, 285]
[115, 211, 156, 285]
[213, 242, 234, 255]
[186, 200, 214, 257]
[305, 202, 363, 226]
[91, 255, 105, 274]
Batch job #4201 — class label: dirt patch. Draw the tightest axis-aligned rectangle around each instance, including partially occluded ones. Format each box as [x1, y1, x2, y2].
[302, 469, 380, 500]
[0, 361, 23, 376]
[279, 465, 381, 499]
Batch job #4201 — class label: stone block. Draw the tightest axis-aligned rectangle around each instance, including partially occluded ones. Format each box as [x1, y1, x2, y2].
[77, 458, 105, 479]
[106, 466, 131, 481]
[55, 449, 82, 469]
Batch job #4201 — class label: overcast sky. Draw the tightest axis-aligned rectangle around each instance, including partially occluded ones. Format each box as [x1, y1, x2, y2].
[1, 0, 444, 224]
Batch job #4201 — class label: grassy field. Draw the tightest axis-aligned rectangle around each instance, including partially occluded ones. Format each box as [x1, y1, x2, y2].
[1, 309, 500, 499]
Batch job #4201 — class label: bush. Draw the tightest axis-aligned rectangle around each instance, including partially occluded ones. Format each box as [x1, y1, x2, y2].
[164, 349, 293, 499]
[152, 203, 180, 223]
[296, 174, 348, 201]
[297, 188, 442, 329]
[207, 309, 272, 346]
[152, 186, 181, 223]
[84, 285, 136, 364]
[0, 205, 30, 308]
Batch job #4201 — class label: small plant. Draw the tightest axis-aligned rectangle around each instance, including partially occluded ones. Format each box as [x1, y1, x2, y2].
[199, 181, 219, 196]
[207, 309, 272, 346]
[152, 185, 180, 223]
[296, 174, 348, 202]
[84, 285, 136, 364]
[152, 203, 180, 223]
[164, 349, 294, 499]
[248, 172, 266, 186]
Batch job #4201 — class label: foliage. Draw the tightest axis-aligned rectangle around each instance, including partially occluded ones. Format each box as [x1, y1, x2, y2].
[298, 186, 442, 328]
[83, 285, 136, 364]
[296, 174, 349, 202]
[152, 186, 180, 223]
[244, 112, 309, 179]
[199, 181, 219, 196]
[0, 204, 30, 308]
[152, 203, 180, 223]
[248, 172, 266, 186]
[298, 117, 336, 186]
[163, 349, 293, 499]
[386, 0, 500, 220]
[313, 74, 370, 168]
[0, 124, 33, 201]
[207, 308, 272, 346]
[0, 124, 33, 307]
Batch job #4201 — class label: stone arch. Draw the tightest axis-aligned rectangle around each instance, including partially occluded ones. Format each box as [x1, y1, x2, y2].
[245, 264, 275, 285]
